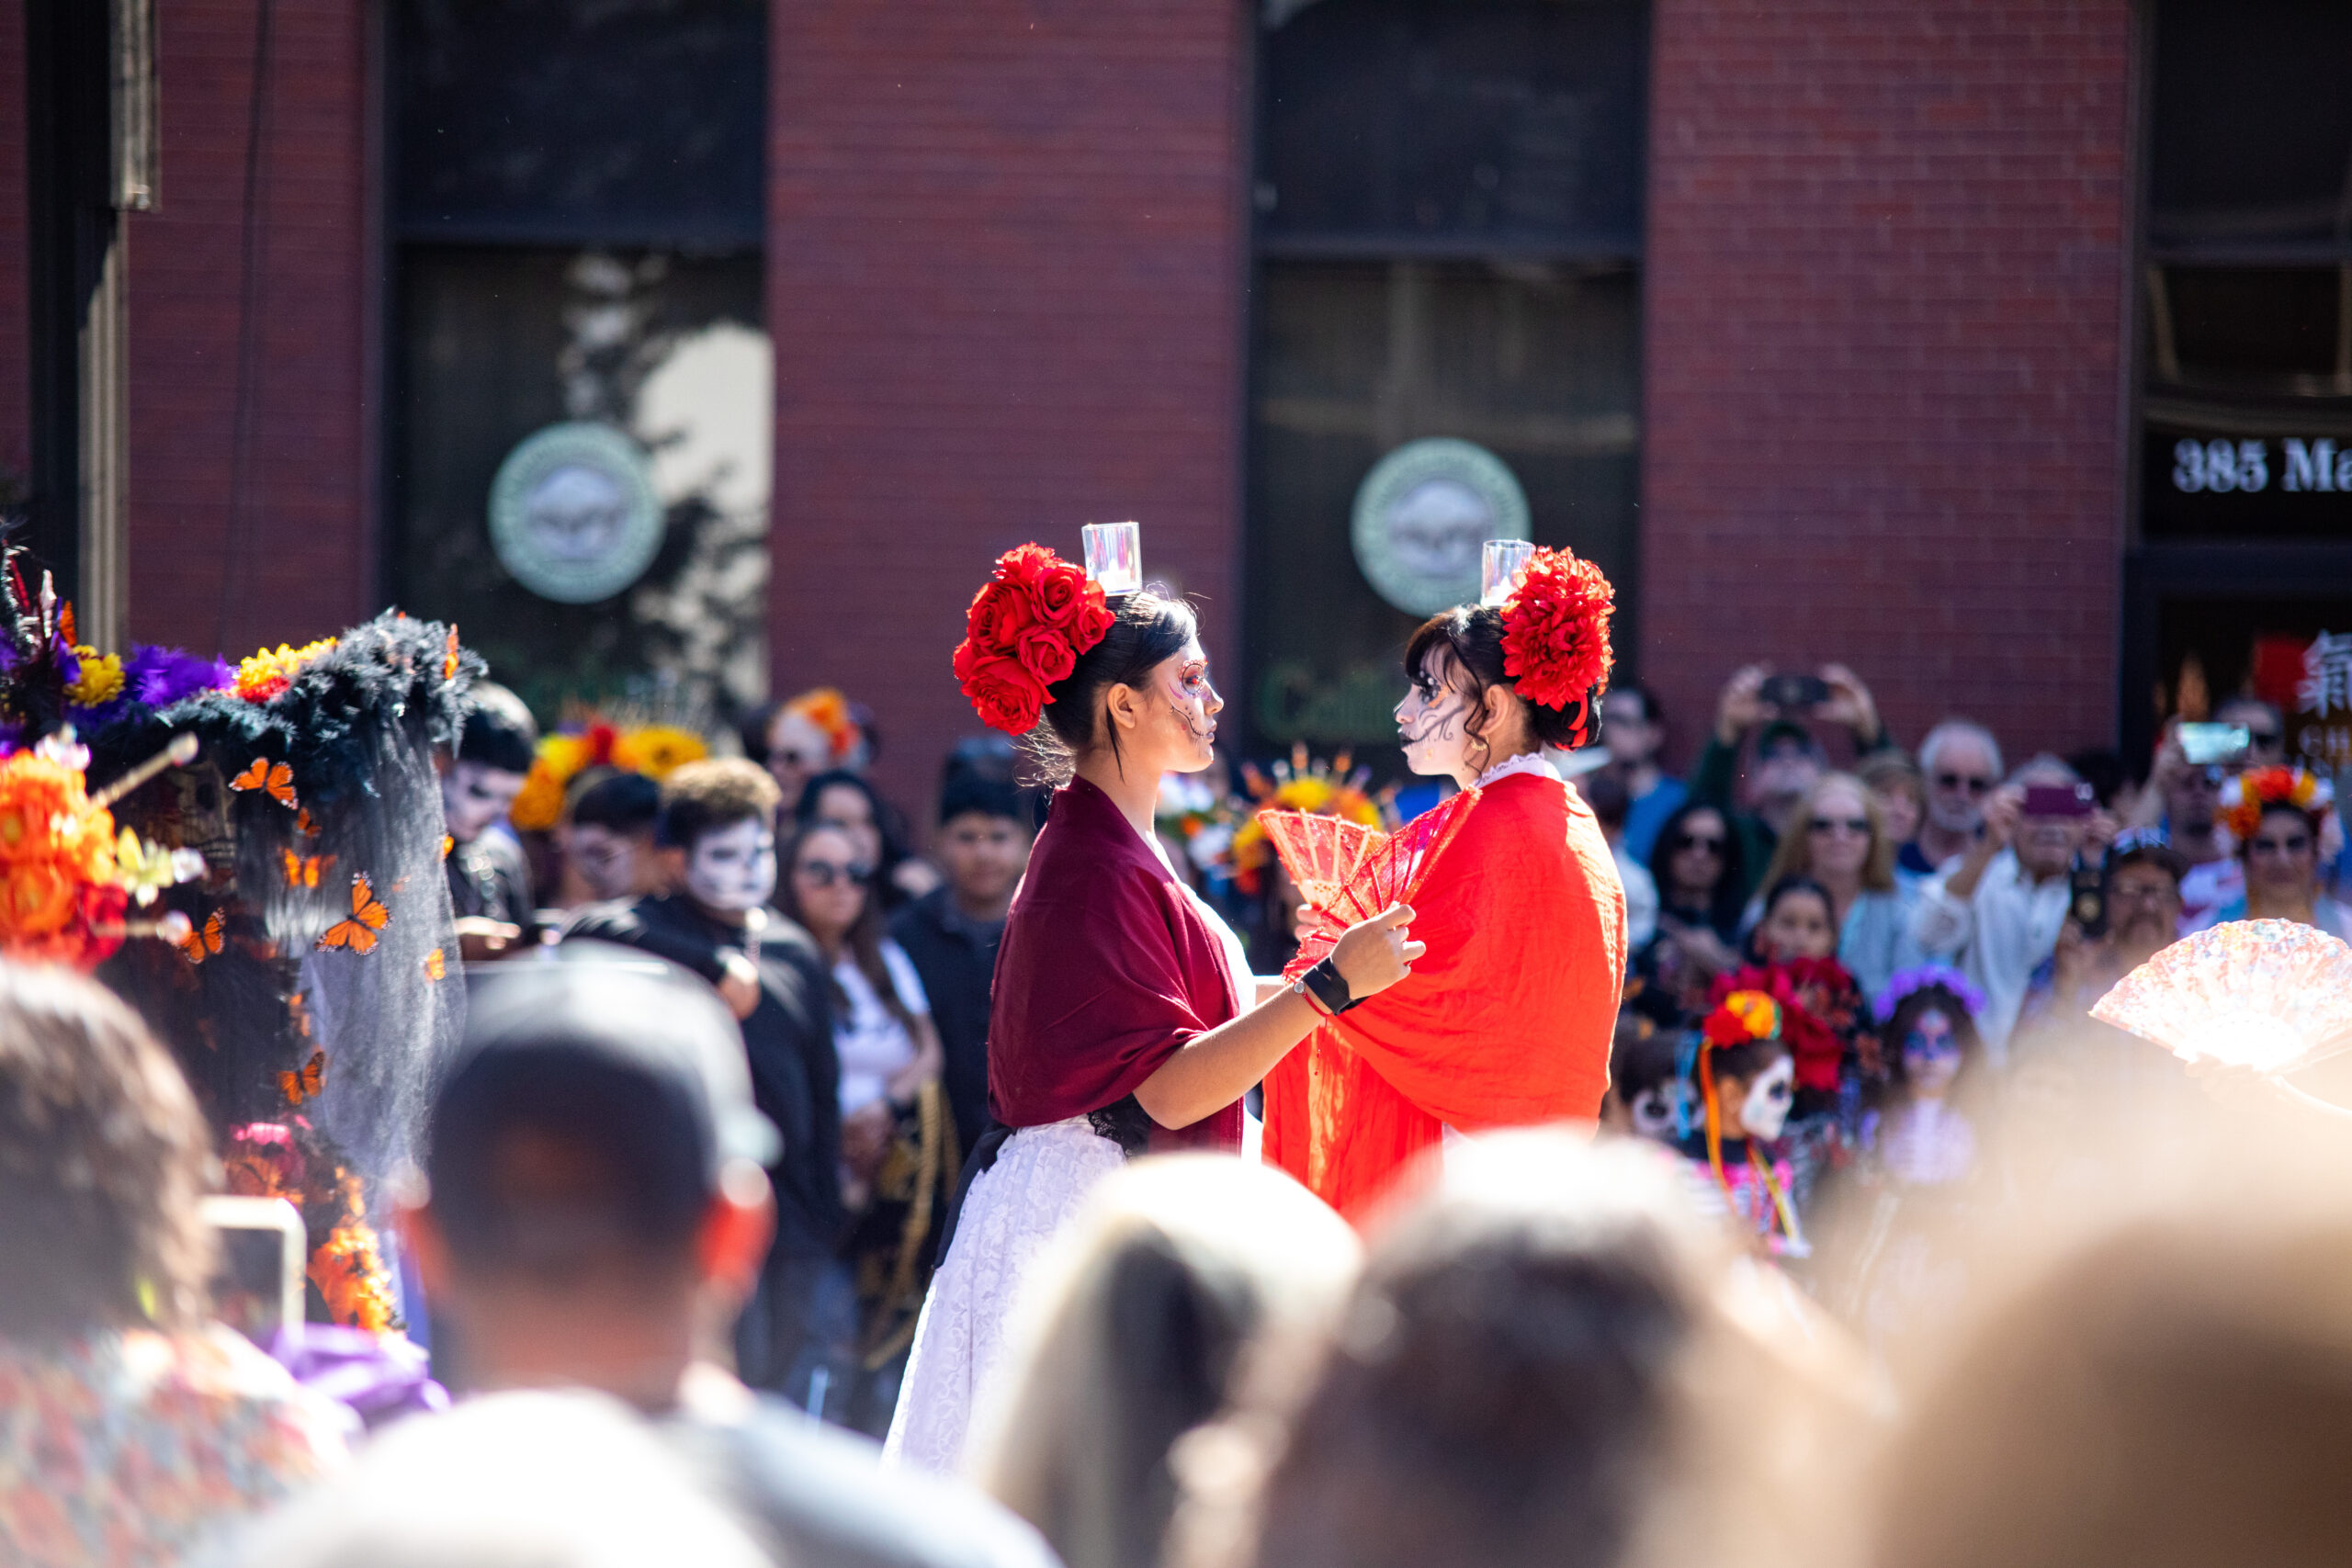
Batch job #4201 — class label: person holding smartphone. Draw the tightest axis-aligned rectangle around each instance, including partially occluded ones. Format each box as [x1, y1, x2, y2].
[2194, 766, 2352, 940]
[1688, 662, 1895, 902]
[1908, 760, 2114, 1062]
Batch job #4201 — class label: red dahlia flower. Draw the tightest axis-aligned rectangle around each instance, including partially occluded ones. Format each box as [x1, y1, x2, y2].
[1500, 547, 1615, 712]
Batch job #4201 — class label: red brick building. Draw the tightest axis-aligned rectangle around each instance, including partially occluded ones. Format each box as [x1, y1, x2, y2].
[5, 0, 2348, 812]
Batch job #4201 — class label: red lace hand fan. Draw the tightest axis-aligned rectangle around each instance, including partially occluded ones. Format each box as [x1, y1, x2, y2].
[1261, 790, 1483, 981]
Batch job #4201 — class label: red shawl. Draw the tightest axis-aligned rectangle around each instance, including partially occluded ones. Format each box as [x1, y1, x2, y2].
[1263, 773, 1625, 1218]
[987, 776, 1244, 1150]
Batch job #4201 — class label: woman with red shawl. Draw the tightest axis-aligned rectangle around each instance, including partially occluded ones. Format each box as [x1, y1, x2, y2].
[1263, 547, 1628, 1219]
[886, 542, 1419, 1472]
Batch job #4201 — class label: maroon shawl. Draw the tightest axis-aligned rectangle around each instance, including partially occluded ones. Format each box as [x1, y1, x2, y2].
[986, 777, 1244, 1150]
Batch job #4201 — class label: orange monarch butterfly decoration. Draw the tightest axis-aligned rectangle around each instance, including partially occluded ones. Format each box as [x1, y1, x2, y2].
[175, 909, 224, 964]
[279, 849, 333, 889]
[423, 948, 447, 981]
[296, 807, 320, 838]
[279, 1050, 325, 1107]
[317, 874, 390, 955]
[230, 757, 298, 808]
[443, 626, 462, 681]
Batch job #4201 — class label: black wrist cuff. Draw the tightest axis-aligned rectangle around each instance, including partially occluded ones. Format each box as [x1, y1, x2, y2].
[1302, 957, 1358, 1015]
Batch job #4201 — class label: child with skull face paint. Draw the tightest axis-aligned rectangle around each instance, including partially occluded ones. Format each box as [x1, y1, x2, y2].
[1677, 990, 1805, 1257]
[560, 760, 849, 1399]
[1823, 966, 1989, 1351]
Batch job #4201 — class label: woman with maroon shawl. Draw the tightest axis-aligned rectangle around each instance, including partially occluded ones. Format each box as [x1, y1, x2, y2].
[885, 543, 1419, 1472]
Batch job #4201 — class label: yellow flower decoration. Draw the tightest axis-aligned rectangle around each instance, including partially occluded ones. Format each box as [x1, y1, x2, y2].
[233, 637, 338, 703]
[64, 648, 124, 706]
[611, 725, 707, 780]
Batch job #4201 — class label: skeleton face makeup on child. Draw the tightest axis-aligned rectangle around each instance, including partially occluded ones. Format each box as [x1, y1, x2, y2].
[442, 761, 526, 845]
[685, 818, 777, 915]
[1630, 1079, 1690, 1141]
[1902, 1008, 1963, 1099]
[1739, 1055, 1796, 1141]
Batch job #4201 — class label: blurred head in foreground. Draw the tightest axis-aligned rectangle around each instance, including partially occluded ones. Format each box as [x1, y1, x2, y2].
[1175, 1133, 1867, 1568]
[405, 949, 778, 1408]
[0, 962, 212, 1341]
[1870, 1116, 2352, 1568]
[237, 1390, 771, 1568]
[972, 1156, 1362, 1568]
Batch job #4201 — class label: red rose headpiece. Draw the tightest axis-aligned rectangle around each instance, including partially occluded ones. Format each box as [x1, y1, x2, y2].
[1709, 962, 1851, 1094]
[952, 544, 1119, 735]
[1499, 546, 1614, 744]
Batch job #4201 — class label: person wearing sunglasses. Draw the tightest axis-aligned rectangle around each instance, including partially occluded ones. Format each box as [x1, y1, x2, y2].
[1746, 773, 1921, 1003]
[1689, 663, 1894, 904]
[2123, 723, 2243, 933]
[778, 819, 950, 1434]
[1909, 719, 2004, 880]
[562, 760, 845, 1403]
[1908, 758, 2107, 1061]
[2194, 768, 2352, 941]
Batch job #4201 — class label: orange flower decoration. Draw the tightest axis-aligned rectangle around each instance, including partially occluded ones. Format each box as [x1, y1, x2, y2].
[0, 747, 123, 966]
[2219, 765, 2334, 843]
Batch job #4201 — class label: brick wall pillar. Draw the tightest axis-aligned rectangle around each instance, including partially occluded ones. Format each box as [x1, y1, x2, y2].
[125, 0, 370, 658]
[1641, 0, 2136, 771]
[768, 0, 1250, 822]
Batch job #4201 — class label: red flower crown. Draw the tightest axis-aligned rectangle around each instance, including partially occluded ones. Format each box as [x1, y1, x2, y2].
[952, 544, 1119, 735]
[1499, 547, 1615, 732]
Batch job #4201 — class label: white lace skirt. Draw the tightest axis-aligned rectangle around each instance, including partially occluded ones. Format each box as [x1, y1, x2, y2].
[882, 1116, 1126, 1472]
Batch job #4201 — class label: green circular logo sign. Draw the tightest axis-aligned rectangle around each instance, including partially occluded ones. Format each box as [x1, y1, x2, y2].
[488, 423, 664, 604]
[1350, 439, 1530, 615]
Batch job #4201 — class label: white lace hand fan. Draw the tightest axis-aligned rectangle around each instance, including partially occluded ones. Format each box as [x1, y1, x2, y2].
[2091, 920, 2352, 1076]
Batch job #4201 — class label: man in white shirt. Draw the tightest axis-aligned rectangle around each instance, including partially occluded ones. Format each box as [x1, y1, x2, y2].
[1909, 760, 2101, 1060]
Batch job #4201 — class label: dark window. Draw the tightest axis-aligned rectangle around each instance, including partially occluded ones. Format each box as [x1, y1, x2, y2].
[1258, 0, 1645, 255]
[394, 0, 766, 248]
[1246, 0, 1645, 761]
[388, 1, 770, 721]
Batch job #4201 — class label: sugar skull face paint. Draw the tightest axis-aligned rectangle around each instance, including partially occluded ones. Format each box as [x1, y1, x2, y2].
[685, 817, 777, 915]
[1395, 648, 1478, 780]
[1739, 1055, 1796, 1141]
[1152, 643, 1221, 768]
[1903, 1008, 1963, 1098]
[442, 761, 526, 845]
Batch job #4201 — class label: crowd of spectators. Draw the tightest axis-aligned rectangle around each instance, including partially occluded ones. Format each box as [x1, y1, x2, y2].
[9, 942, 2347, 1568]
[5, 656, 2349, 1566]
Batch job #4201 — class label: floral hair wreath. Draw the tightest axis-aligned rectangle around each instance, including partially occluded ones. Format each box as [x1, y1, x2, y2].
[2219, 765, 2335, 844]
[1871, 964, 1986, 1026]
[953, 544, 1119, 735]
[781, 687, 864, 762]
[1498, 546, 1615, 747]
[1701, 988, 1783, 1050]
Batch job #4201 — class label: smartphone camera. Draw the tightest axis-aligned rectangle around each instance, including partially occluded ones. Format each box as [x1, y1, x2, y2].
[2069, 863, 2109, 940]
[1758, 672, 1830, 713]
[2021, 782, 2096, 818]
[2177, 722, 2250, 768]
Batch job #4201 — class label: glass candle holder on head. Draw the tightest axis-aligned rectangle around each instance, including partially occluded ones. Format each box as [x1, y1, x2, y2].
[1480, 538, 1536, 605]
[1082, 521, 1143, 596]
